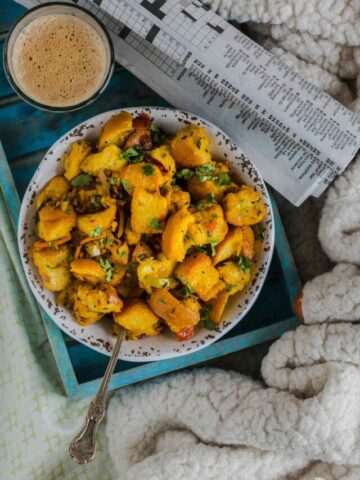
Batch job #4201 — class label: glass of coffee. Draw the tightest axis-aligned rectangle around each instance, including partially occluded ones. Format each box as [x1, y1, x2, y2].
[3, 2, 114, 112]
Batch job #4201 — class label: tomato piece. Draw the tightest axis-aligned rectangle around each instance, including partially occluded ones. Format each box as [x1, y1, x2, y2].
[176, 327, 195, 341]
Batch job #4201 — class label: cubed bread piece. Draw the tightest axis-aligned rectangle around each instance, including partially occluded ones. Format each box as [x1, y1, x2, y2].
[217, 261, 251, 295]
[223, 186, 267, 226]
[206, 289, 230, 324]
[114, 299, 160, 338]
[63, 140, 92, 181]
[70, 259, 106, 284]
[186, 204, 228, 249]
[76, 198, 117, 236]
[187, 162, 231, 201]
[137, 254, 177, 293]
[36, 176, 70, 210]
[161, 208, 195, 262]
[149, 145, 176, 182]
[170, 124, 211, 168]
[213, 227, 243, 266]
[121, 162, 165, 194]
[81, 144, 127, 176]
[131, 187, 168, 234]
[165, 185, 191, 213]
[33, 246, 70, 292]
[148, 289, 200, 336]
[73, 284, 123, 326]
[37, 203, 76, 241]
[175, 252, 224, 301]
[97, 111, 133, 150]
[241, 226, 255, 259]
[109, 241, 129, 265]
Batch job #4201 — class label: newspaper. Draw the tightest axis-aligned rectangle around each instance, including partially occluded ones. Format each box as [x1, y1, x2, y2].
[16, 0, 360, 205]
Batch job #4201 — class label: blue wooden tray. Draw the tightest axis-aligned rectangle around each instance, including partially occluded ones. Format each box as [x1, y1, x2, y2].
[0, 0, 301, 398]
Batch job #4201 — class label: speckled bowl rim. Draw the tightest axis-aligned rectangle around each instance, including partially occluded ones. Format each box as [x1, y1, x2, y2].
[18, 106, 274, 361]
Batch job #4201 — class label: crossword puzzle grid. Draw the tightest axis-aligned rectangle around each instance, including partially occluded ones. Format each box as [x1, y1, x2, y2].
[164, 2, 225, 51]
[122, 30, 182, 77]
[78, 0, 123, 36]
[78, 0, 182, 77]
[107, 0, 188, 64]
[103, 0, 226, 53]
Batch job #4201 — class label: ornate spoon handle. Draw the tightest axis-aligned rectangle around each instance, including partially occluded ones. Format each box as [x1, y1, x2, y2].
[69, 327, 126, 464]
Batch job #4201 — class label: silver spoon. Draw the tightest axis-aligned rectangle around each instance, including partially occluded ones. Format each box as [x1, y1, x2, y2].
[69, 327, 126, 464]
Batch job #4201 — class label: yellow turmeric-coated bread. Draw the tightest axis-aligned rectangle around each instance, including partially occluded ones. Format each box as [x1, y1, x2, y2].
[63, 140, 92, 181]
[37, 204, 76, 242]
[35, 175, 70, 210]
[130, 187, 168, 234]
[97, 111, 133, 150]
[223, 186, 267, 226]
[81, 144, 126, 175]
[31, 111, 267, 341]
[170, 125, 211, 168]
[114, 299, 159, 338]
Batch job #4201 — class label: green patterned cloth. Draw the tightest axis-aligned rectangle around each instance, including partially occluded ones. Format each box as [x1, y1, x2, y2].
[0, 191, 115, 479]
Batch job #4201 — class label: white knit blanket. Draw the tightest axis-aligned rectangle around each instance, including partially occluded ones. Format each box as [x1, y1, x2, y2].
[106, 2, 360, 478]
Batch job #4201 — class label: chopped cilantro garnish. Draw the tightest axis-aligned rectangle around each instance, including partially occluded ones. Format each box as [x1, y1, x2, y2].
[179, 276, 194, 293]
[206, 194, 216, 204]
[99, 257, 114, 282]
[102, 232, 113, 247]
[253, 223, 265, 240]
[149, 218, 161, 230]
[142, 164, 154, 176]
[90, 226, 102, 238]
[204, 318, 215, 330]
[150, 123, 167, 145]
[196, 202, 206, 212]
[122, 147, 145, 163]
[71, 174, 93, 187]
[200, 305, 215, 330]
[195, 163, 217, 183]
[236, 256, 251, 274]
[121, 179, 132, 193]
[209, 242, 217, 257]
[176, 168, 194, 180]
[217, 171, 232, 186]
[138, 253, 149, 261]
[108, 176, 117, 186]
[186, 241, 218, 257]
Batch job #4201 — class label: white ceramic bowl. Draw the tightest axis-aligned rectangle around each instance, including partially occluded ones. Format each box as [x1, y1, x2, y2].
[18, 107, 274, 361]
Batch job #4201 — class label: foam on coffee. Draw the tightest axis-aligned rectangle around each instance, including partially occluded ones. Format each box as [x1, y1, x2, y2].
[11, 13, 108, 107]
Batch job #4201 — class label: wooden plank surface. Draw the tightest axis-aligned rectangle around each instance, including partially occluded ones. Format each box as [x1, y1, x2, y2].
[0, 0, 26, 34]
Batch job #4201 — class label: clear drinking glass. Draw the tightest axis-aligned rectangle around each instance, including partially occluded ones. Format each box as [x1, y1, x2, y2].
[3, 2, 114, 112]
